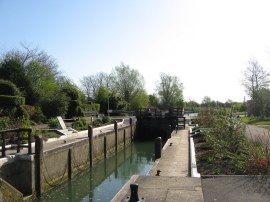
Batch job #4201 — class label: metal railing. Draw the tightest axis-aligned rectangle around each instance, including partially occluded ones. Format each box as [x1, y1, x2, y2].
[135, 108, 184, 118]
[0, 128, 32, 158]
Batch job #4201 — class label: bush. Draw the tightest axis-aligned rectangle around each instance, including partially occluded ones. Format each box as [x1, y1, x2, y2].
[92, 119, 103, 127]
[16, 106, 29, 119]
[48, 118, 60, 129]
[245, 157, 270, 175]
[0, 95, 25, 106]
[102, 116, 112, 124]
[0, 79, 20, 96]
[201, 110, 253, 174]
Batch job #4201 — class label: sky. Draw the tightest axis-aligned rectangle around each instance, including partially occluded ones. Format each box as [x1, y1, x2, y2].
[1, 0, 270, 103]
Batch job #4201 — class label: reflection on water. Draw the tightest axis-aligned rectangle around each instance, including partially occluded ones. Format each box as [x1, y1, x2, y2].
[35, 142, 154, 202]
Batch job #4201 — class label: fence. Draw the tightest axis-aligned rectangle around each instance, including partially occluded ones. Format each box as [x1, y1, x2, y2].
[0, 128, 32, 158]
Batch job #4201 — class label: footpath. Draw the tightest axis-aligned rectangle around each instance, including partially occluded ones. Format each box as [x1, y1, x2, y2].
[112, 126, 270, 202]
[111, 128, 204, 202]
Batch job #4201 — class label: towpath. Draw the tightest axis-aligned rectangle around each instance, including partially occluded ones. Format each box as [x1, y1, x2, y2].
[112, 128, 204, 202]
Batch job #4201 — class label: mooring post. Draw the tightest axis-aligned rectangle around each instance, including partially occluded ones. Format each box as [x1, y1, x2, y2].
[125, 183, 145, 202]
[114, 121, 118, 152]
[104, 135, 107, 159]
[88, 125, 93, 167]
[68, 148, 72, 180]
[155, 137, 162, 159]
[28, 129, 32, 154]
[124, 129, 126, 148]
[129, 117, 133, 141]
[35, 135, 43, 197]
[167, 125, 172, 139]
[16, 131, 20, 153]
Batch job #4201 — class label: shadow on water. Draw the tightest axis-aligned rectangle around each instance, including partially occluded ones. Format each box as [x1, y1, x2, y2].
[35, 141, 154, 202]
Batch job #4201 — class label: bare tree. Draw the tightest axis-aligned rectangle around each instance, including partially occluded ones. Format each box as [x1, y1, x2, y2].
[242, 59, 270, 117]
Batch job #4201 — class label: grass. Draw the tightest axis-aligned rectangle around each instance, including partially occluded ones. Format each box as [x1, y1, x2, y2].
[239, 116, 270, 125]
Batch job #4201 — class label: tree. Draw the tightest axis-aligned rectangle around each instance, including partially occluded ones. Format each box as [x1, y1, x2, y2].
[0, 45, 59, 105]
[80, 72, 111, 100]
[149, 94, 160, 108]
[201, 96, 211, 107]
[242, 59, 270, 117]
[94, 86, 109, 114]
[130, 89, 149, 109]
[111, 63, 145, 109]
[185, 99, 200, 111]
[156, 73, 184, 108]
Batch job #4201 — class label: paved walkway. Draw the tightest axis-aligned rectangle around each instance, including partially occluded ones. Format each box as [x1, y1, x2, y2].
[112, 128, 204, 202]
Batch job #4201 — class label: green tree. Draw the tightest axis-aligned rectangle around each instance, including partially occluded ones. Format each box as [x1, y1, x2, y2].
[0, 46, 59, 106]
[94, 86, 109, 114]
[156, 73, 184, 108]
[149, 94, 160, 108]
[130, 89, 149, 109]
[111, 63, 145, 109]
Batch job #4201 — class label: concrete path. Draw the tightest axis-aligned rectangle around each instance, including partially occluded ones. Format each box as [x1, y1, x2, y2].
[246, 124, 270, 145]
[112, 128, 204, 202]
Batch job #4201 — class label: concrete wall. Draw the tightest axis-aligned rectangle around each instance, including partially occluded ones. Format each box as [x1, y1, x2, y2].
[0, 155, 34, 196]
[0, 178, 23, 201]
[0, 123, 134, 198]
[40, 124, 133, 194]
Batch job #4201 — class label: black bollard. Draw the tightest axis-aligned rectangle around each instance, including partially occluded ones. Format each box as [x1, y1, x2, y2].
[104, 136, 107, 159]
[114, 121, 118, 152]
[88, 125, 93, 167]
[129, 183, 139, 202]
[155, 137, 162, 159]
[68, 148, 72, 180]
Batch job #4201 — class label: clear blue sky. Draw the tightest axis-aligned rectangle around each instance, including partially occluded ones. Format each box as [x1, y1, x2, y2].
[1, 0, 270, 103]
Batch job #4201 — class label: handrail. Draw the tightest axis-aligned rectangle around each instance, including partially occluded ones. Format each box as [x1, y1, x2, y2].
[0, 128, 32, 158]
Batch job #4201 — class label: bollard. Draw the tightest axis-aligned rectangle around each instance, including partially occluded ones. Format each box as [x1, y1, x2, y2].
[88, 125, 93, 167]
[68, 148, 72, 180]
[114, 121, 118, 152]
[35, 136, 43, 197]
[124, 129, 126, 148]
[124, 183, 145, 202]
[129, 117, 133, 141]
[167, 125, 172, 139]
[104, 136, 107, 159]
[155, 137, 162, 159]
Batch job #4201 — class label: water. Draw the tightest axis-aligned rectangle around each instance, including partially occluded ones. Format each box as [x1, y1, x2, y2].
[35, 142, 154, 202]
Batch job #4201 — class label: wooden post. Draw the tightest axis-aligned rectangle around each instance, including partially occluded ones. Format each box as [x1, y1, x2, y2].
[124, 129, 126, 148]
[1, 133, 5, 158]
[28, 129, 32, 154]
[167, 125, 172, 139]
[35, 136, 43, 197]
[17, 131, 20, 153]
[68, 148, 72, 180]
[129, 117, 133, 141]
[155, 137, 162, 160]
[88, 125, 93, 167]
[114, 121, 118, 152]
[104, 136, 107, 159]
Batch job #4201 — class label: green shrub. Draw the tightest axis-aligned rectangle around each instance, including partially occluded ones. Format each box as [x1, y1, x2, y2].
[31, 107, 47, 123]
[0, 79, 20, 96]
[102, 116, 112, 124]
[0, 95, 25, 106]
[16, 106, 29, 119]
[48, 118, 60, 129]
[92, 119, 102, 127]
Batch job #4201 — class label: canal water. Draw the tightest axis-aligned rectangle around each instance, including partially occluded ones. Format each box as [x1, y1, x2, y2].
[35, 141, 154, 202]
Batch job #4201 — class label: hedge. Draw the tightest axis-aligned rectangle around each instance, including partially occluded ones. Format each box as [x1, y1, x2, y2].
[0, 95, 25, 106]
[0, 80, 20, 96]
